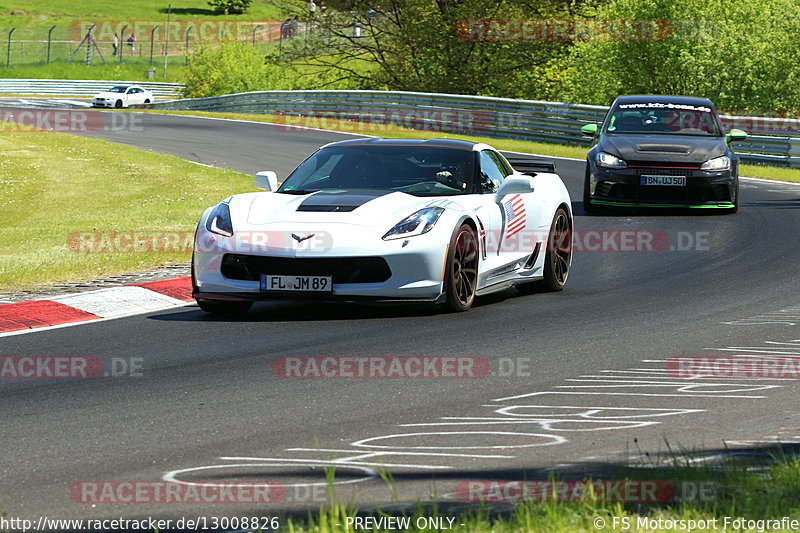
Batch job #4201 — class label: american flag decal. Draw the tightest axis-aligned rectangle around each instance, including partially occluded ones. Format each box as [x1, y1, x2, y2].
[503, 194, 527, 238]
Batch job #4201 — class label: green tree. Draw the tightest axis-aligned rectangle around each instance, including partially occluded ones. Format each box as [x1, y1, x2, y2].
[303, 0, 580, 98]
[208, 0, 252, 15]
[561, 0, 800, 112]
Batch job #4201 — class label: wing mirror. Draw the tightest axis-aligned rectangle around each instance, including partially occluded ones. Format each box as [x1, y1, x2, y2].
[581, 123, 599, 136]
[254, 171, 278, 191]
[496, 176, 535, 197]
[727, 129, 748, 142]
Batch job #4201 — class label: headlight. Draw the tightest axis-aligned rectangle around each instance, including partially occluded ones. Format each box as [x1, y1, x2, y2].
[597, 151, 627, 169]
[382, 207, 445, 241]
[597, 152, 628, 168]
[206, 201, 234, 237]
[700, 155, 731, 171]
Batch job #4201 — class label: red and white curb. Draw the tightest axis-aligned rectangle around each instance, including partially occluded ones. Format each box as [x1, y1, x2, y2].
[0, 277, 194, 337]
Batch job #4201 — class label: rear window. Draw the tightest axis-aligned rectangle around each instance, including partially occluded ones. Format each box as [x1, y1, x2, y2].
[606, 102, 721, 136]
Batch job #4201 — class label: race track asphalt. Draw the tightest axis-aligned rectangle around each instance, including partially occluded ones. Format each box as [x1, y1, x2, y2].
[2, 108, 800, 522]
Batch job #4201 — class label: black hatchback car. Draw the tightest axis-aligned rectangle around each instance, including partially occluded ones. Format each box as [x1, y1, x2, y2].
[581, 95, 747, 213]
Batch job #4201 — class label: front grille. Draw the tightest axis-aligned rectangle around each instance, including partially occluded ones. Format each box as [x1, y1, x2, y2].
[221, 254, 392, 284]
[627, 161, 701, 168]
[633, 169, 695, 177]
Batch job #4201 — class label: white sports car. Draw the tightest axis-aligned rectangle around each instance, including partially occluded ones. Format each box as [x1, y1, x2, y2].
[192, 138, 573, 313]
[92, 85, 154, 108]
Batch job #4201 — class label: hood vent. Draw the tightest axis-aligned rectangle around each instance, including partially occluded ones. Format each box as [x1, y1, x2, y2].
[635, 144, 691, 153]
[297, 204, 359, 212]
[296, 189, 391, 213]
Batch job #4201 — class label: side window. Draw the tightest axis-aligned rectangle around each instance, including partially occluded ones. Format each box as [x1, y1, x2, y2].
[478, 151, 505, 193]
[489, 151, 514, 176]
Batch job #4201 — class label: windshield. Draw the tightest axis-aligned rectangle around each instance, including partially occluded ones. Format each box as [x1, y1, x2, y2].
[108, 86, 129, 93]
[606, 102, 722, 136]
[278, 146, 476, 196]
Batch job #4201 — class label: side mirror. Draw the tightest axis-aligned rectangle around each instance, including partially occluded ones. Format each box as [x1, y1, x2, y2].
[496, 176, 535, 197]
[254, 171, 278, 191]
[727, 129, 748, 142]
[581, 123, 599, 136]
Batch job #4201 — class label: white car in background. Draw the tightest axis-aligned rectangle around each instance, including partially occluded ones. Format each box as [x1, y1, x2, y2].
[92, 85, 154, 108]
[192, 138, 573, 314]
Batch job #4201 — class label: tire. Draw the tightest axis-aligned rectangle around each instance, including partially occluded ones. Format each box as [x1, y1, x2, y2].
[518, 207, 572, 294]
[583, 165, 597, 213]
[114, 100, 123, 109]
[444, 223, 479, 312]
[728, 180, 739, 214]
[196, 299, 253, 315]
[144, 99, 150, 104]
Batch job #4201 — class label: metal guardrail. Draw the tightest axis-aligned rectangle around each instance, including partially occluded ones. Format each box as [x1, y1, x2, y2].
[0, 79, 184, 97]
[145, 90, 800, 168]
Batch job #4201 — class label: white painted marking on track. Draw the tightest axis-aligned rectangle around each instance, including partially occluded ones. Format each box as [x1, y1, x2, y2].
[51, 286, 186, 318]
[163, 460, 378, 488]
[350, 432, 566, 450]
[285, 448, 516, 459]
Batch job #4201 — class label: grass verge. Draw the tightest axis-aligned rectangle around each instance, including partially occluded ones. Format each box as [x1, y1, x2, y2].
[285, 452, 800, 532]
[0, 127, 251, 291]
[139, 109, 800, 183]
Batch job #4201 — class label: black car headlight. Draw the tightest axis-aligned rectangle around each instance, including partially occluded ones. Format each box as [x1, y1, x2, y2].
[596, 151, 627, 169]
[383, 207, 445, 241]
[206, 201, 234, 237]
[700, 156, 731, 171]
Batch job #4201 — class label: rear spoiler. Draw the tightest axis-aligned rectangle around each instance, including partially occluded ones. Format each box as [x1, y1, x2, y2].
[504, 156, 557, 176]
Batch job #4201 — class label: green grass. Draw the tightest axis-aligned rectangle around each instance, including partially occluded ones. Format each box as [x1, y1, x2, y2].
[0, 126, 251, 291]
[0, 0, 305, 81]
[283, 453, 800, 532]
[138, 110, 800, 183]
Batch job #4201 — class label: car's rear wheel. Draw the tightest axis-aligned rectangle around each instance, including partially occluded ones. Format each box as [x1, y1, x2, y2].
[196, 299, 253, 314]
[444, 224, 479, 312]
[517, 207, 572, 294]
[114, 100, 123, 109]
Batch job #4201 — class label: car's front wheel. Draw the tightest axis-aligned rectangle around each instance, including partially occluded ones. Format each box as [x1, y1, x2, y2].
[114, 100, 123, 109]
[444, 223, 479, 312]
[583, 165, 598, 214]
[196, 299, 253, 315]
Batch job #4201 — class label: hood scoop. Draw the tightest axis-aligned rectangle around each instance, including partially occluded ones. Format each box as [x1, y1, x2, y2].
[635, 144, 691, 153]
[296, 189, 391, 213]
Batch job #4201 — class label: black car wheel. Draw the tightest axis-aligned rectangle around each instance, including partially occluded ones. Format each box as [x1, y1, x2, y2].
[444, 224, 479, 312]
[728, 180, 739, 214]
[583, 165, 598, 214]
[519, 207, 572, 294]
[114, 100, 123, 109]
[196, 299, 253, 314]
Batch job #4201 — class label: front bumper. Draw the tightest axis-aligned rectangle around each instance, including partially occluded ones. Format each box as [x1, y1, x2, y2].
[588, 166, 736, 207]
[193, 234, 450, 302]
[92, 99, 115, 108]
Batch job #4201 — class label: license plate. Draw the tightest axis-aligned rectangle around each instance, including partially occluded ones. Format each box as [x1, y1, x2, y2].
[640, 175, 686, 186]
[260, 274, 332, 292]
